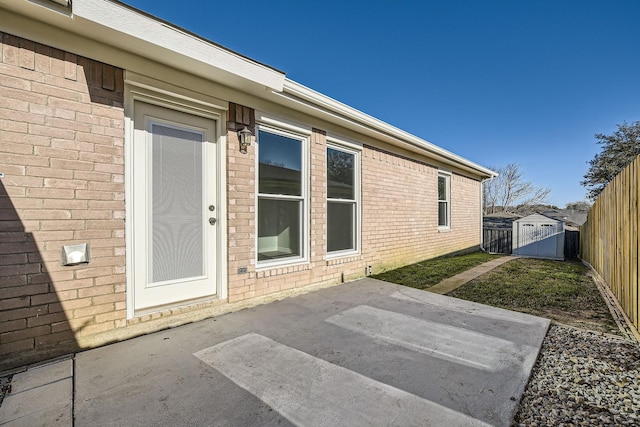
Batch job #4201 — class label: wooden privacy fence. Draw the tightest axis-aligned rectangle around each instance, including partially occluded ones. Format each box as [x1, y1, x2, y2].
[483, 228, 512, 254]
[581, 155, 640, 333]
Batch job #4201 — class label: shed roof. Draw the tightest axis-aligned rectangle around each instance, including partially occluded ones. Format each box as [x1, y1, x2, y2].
[514, 213, 563, 224]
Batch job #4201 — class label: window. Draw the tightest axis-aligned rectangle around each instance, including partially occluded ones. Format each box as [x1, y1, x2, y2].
[257, 128, 306, 263]
[327, 145, 359, 254]
[438, 172, 450, 228]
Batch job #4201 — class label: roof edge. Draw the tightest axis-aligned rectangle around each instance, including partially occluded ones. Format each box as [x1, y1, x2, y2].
[0, 0, 286, 92]
[2, 0, 496, 178]
[72, 0, 286, 91]
[281, 80, 497, 178]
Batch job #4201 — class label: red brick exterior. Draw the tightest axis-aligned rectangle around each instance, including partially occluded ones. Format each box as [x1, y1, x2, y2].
[0, 32, 481, 370]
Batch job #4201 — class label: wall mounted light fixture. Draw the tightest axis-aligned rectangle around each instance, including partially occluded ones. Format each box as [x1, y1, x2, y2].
[238, 126, 253, 154]
[61, 243, 90, 266]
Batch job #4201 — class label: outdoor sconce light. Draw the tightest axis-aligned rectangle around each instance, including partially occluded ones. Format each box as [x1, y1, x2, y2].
[238, 126, 253, 154]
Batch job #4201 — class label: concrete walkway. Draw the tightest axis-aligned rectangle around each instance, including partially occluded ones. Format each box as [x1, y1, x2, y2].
[0, 273, 548, 427]
[427, 255, 520, 295]
[0, 357, 73, 426]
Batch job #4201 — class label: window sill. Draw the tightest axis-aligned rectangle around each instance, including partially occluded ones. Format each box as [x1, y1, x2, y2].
[254, 261, 311, 278]
[325, 253, 362, 266]
[257, 256, 307, 270]
[438, 227, 451, 233]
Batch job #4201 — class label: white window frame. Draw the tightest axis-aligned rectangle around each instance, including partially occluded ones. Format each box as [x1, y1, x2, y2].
[255, 124, 309, 268]
[326, 141, 361, 258]
[438, 171, 451, 230]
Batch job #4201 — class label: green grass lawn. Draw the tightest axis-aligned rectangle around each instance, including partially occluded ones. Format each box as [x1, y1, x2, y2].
[372, 251, 501, 290]
[448, 258, 620, 335]
[373, 253, 620, 335]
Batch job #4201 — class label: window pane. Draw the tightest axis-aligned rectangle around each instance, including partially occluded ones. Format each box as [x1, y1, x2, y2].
[151, 124, 204, 282]
[438, 201, 448, 227]
[258, 198, 301, 261]
[328, 202, 355, 252]
[258, 130, 302, 196]
[438, 176, 447, 201]
[327, 148, 354, 199]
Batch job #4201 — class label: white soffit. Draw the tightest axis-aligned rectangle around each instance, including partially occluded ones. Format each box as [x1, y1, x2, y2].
[0, 0, 285, 92]
[73, 0, 285, 91]
[279, 80, 497, 178]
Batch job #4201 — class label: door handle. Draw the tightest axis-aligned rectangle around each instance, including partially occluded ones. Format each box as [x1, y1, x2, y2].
[209, 217, 217, 225]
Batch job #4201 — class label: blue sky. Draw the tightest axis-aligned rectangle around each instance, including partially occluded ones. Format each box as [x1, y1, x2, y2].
[122, 0, 640, 207]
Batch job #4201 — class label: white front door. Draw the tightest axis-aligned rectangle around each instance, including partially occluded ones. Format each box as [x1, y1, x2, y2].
[132, 101, 218, 311]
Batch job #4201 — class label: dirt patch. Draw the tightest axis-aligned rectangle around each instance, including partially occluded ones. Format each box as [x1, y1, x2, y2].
[532, 308, 621, 335]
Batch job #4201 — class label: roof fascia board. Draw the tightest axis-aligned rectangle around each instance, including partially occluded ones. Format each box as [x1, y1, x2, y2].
[72, 0, 285, 91]
[280, 80, 497, 178]
[0, 0, 285, 92]
[0, 7, 277, 103]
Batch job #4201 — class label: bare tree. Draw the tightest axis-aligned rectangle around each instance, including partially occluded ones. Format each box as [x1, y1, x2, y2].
[483, 163, 550, 215]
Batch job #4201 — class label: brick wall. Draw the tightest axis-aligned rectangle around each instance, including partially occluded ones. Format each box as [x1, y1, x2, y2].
[361, 145, 480, 271]
[0, 32, 482, 370]
[226, 119, 367, 302]
[0, 32, 125, 369]
[225, 118, 482, 302]
[451, 173, 482, 247]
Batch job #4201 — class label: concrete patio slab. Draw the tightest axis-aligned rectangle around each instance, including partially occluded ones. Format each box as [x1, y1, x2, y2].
[195, 333, 491, 426]
[0, 278, 550, 426]
[71, 278, 549, 426]
[0, 358, 73, 427]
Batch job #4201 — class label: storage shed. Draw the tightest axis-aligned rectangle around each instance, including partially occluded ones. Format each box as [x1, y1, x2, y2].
[512, 214, 565, 260]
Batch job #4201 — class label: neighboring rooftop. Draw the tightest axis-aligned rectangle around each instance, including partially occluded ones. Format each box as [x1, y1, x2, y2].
[483, 213, 521, 229]
[540, 209, 589, 227]
[484, 208, 589, 229]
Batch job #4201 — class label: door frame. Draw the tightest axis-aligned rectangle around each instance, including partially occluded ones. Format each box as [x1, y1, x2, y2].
[124, 74, 228, 318]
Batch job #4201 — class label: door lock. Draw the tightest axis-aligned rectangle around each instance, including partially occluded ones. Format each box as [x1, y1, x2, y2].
[209, 217, 217, 225]
[209, 205, 215, 211]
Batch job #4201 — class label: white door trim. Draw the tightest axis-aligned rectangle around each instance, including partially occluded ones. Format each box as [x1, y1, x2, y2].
[124, 80, 227, 318]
